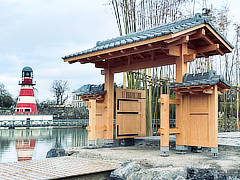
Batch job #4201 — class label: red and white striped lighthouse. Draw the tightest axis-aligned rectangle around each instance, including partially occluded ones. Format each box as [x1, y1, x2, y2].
[15, 66, 38, 114]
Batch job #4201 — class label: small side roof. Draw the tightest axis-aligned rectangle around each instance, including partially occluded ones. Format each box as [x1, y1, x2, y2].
[169, 70, 231, 93]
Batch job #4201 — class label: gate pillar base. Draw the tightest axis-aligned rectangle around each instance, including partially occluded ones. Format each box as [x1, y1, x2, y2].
[88, 140, 95, 146]
[176, 145, 188, 154]
[160, 147, 169, 157]
[104, 139, 114, 144]
[211, 148, 218, 158]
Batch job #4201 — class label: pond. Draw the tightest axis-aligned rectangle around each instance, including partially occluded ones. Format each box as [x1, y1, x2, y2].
[0, 127, 88, 163]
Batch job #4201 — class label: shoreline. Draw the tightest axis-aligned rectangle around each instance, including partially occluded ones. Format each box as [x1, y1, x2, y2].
[66, 134, 240, 179]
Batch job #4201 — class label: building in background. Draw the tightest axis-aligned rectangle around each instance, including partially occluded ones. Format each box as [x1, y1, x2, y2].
[72, 84, 92, 108]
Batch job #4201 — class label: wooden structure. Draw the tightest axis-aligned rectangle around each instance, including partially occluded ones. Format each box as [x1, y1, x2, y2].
[159, 70, 231, 153]
[63, 13, 233, 148]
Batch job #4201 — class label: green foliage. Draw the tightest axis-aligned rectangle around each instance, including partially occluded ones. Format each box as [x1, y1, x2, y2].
[0, 82, 13, 108]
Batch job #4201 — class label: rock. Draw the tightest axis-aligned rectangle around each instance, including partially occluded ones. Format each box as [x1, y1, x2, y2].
[187, 167, 229, 180]
[110, 162, 142, 180]
[127, 167, 186, 180]
[46, 148, 65, 158]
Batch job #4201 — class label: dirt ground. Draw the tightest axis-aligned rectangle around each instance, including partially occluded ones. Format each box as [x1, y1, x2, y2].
[66, 133, 240, 173]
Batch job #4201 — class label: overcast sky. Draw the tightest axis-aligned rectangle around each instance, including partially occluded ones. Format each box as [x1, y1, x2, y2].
[0, 0, 239, 103]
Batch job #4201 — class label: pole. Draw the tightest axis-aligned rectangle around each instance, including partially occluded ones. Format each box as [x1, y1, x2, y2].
[237, 84, 239, 131]
[148, 68, 152, 136]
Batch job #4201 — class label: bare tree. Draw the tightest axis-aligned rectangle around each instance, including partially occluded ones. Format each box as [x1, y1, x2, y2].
[51, 80, 69, 105]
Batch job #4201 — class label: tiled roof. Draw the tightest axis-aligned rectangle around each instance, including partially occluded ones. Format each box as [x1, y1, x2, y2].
[63, 13, 234, 59]
[78, 84, 106, 96]
[73, 84, 93, 93]
[169, 70, 231, 88]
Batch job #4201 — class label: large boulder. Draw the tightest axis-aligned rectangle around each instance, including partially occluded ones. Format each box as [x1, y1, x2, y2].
[127, 167, 186, 180]
[46, 148, 65, 158]
[110, 162, 142, 180]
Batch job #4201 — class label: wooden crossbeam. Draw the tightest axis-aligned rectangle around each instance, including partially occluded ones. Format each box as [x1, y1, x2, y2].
[151, 50, 156, 61]
[197, 44, 219, 54]
[158, 128, 180, 134]
[158, 98, 180, 104]
[168, 46, 180, 56]
[184, 54, 196, 62]
[111, 56, 176, 73]
[190, 28, 205, 40]
[86, 126, 107, 131]
[87, 102, 107, 108]
[165, 36, 189, 46]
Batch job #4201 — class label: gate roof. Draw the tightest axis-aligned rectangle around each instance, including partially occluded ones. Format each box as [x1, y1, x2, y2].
[62, 13, 233, 73]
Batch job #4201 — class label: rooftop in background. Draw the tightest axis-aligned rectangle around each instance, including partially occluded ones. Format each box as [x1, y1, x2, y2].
[63, 13, 234, 67]
[73, 84, 93, 93]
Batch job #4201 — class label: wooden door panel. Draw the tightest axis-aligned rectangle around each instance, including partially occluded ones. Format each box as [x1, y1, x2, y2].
[116, 88, 146, 139]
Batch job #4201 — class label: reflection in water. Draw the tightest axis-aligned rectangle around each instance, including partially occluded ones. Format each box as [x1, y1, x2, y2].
[15, 139, 36, 161]
[0, 127, 88, 163]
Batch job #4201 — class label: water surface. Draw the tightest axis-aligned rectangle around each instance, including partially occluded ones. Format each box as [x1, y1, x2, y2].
[0, 127, 88, 163]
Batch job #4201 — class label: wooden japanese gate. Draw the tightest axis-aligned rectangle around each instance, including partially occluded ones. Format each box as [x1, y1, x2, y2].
[63, 14, 233, 152]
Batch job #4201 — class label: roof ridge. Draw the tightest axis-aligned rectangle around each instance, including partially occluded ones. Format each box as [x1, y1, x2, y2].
[95, 13, 209, 47]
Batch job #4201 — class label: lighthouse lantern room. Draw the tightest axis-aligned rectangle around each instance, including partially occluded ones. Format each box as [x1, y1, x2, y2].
[15, 66, 38, 114]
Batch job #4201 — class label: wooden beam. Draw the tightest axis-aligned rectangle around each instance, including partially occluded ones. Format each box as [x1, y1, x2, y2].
[169, 99, 180, 105]
[168, 46, 180, 56]
[87, 102, 107, 108]
[86, 126, 107, 131]
[184, 54, 196, 62]
[158, 98, 180, 105]
[128, 55, 132, 65]
[217, 48, 225, 56]
[190, 28, 205, 40]
[165, 36, 189, 47]
[137, 53, 144, 59]
[197, 44, 219, 54]
[151, 50, 156, 61]
[95, 61, 107, 68]
[203, 89, 213, 94]
[187, 48, 197, 55]
[202, 35, 214, 45]
[111, 56, 176, 73]
[169, 128, 181, 134]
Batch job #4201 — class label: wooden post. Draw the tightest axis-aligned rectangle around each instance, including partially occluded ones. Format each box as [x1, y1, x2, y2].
[123, 72, 126, 89]
[88, 99, 96, 145]
[159, 94, 169, 153]
[175, 44, 188, 147]
[148, 68, 152, 136]
[104, 60, 114, 143]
